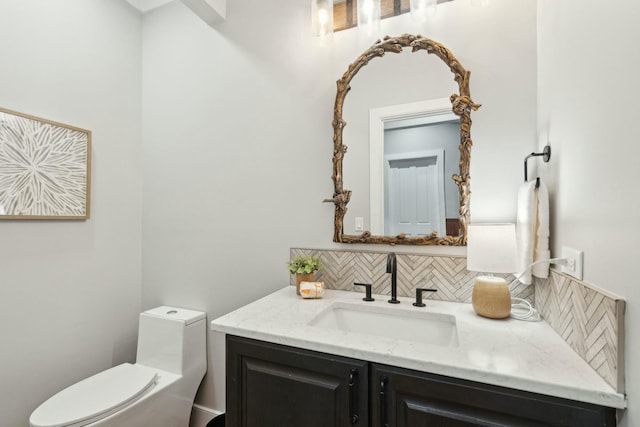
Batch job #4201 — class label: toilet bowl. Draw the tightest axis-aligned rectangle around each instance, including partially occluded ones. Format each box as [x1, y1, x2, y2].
[30, 306, 207, 427]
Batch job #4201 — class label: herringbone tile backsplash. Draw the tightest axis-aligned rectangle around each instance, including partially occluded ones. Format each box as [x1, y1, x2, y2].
[290, 247, 625, 393]
[289, 248, 532, 304]
[535, 270, 625, 391]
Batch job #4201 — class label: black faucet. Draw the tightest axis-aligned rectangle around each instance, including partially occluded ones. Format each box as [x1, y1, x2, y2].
[387, 252, 400, 304]
[354, 282, 375, 301]
[413, 288, 438, 307]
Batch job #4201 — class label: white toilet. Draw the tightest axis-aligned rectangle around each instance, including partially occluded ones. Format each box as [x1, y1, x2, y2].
[30, 306, 207, 427]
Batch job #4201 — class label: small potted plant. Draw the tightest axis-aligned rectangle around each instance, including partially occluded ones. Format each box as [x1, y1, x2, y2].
[287, 255, 324, 295]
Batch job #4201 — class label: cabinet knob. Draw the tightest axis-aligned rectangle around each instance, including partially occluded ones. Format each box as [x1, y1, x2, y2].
[379, 376, 389, 427]
[348, 368, 360, 424]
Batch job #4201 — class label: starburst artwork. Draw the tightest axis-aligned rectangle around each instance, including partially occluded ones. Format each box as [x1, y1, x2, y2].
[0, 108, 91, 219]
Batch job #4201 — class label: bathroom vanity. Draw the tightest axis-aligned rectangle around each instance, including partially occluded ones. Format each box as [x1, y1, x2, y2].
[227, 336, 614, 426]
[212, 287, 625, 426]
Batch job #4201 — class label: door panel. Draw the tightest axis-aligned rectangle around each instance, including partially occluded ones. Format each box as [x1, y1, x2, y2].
[371, 363, 616, 427]
[243, 359, 341, 427]
[227, 335, 369, 427]
[385, 154, 444, 236]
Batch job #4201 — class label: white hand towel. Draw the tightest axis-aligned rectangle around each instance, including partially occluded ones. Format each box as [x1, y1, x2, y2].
[516, 180, 550, 284]
[516, 181, 536, 285]
[532, 181, 550, 279]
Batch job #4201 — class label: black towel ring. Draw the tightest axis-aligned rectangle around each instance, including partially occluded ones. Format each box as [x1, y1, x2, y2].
[524, 145, 551, 188]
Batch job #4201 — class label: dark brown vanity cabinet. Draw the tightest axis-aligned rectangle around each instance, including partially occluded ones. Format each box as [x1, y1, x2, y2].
[372, 364, 616, 427]
[226, 335, 369, 427]
[226, 335, 616, 427]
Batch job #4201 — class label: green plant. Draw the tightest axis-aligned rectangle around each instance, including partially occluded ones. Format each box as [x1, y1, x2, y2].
[287, 255, 324, 275]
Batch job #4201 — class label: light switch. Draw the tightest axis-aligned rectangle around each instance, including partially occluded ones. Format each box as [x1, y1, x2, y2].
[355, 217, 364, 231]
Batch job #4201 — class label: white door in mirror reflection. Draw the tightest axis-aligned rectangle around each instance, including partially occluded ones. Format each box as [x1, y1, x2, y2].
[384, 150, 445, 237]
[369, 99, 460, 237]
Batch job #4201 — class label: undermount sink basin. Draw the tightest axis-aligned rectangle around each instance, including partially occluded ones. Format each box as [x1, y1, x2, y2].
[308, 301, 459, 347]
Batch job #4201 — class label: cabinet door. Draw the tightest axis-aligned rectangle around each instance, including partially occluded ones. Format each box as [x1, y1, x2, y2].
[226, 335, 369, 427]
[371, 364, 616, 427]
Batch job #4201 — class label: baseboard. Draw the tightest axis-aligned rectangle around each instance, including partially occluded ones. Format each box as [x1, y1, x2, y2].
[190, 404, 223, 427]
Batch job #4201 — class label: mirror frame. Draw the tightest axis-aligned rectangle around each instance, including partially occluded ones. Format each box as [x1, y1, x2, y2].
[329, 34, 480, 245]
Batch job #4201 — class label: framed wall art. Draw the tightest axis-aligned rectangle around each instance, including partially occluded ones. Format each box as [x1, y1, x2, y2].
[0, 107, 91, 219]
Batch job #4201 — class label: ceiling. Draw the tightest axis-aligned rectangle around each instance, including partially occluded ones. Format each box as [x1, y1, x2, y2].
[125, 0, 174, 13]
[124, 0, 225, 25]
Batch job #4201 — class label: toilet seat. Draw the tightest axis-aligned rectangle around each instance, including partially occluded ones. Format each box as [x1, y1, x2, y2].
[30, 363, 158, 427]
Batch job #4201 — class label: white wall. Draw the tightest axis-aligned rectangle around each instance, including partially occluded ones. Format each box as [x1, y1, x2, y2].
[4, 0, 633, 425]
[141, 0, 537, 415]
[140, 0, 333, 411]
[0, 1, 143, 425]
[538, 1, 640, 424]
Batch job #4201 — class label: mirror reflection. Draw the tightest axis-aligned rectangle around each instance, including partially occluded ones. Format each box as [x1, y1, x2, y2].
[342, 54, 457, 240]
[330, 35, 479, 245]
[375, 112, 460, 237]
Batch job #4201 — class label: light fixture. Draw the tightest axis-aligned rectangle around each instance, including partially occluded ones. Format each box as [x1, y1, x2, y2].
[410, 0, 437, 22]
[467, 223, 518, 319]
[311, 0, 333, 39]
[357, 0, 381, 36]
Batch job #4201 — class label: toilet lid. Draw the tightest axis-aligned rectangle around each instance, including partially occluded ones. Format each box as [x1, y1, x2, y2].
[30, 363, 158, 427]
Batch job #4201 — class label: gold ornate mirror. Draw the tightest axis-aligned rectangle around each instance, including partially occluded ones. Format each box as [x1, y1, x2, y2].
[328, 34, 480, 245]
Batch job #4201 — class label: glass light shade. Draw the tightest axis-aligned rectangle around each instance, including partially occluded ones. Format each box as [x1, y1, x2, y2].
[410, 0, 437, 22]
[357, 0, 380, 35]
[311, 0, 333, 38]
[467, 223, 518, 274]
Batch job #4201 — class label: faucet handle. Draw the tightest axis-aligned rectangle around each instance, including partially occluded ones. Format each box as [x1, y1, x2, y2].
[354, 283, 375, 301]
[413, 288, 437, 307]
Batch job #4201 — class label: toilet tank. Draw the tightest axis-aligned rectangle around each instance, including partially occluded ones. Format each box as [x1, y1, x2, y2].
[136, 306, 206, 376]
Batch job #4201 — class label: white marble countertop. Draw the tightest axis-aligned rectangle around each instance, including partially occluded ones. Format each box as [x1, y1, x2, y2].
[211, 286, 626, 409]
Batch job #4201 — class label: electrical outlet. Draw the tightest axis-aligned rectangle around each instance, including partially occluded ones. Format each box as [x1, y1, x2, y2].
[561, 246, 583, 280]
[355, 217, 364, 231]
